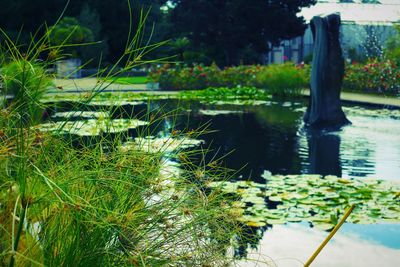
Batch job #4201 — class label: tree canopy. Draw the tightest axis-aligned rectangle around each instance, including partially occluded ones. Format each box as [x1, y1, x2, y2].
[0, 0, 316, 66]
[164, 0, 316, 66]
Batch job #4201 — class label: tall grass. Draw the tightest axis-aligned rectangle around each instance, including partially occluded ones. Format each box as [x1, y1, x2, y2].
[0, 5, 241, 267]
[256, 63, 308, 97]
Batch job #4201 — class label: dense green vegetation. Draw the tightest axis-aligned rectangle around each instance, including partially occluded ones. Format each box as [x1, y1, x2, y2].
[164, 0, 316, 66]
[0, 0, 316, 66]
[105, 76, 148, 85]
[0, 22, 242, 267]
[49, 17, 95, 59]
[148, 60, 400, 96]
[149, 63, 309, 97]
[344, 59, 400, 95]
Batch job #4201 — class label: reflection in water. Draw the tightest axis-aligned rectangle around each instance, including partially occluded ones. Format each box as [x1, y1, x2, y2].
[306, 130, 342, 177]
[153, 100, 400, 181]
[236, 223, 400, 267]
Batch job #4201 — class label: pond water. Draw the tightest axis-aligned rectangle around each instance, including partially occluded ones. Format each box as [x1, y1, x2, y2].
[151, 99, 400, 267]
[139, 99, 400, 182]
[48, 98, 400, 266]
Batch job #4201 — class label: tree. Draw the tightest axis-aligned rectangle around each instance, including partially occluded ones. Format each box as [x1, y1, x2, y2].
[78, 3, 109, 66]
[49, 17, 94, 58]
[164, 0, 316, 66]
[0, 0, 165, 64]
[385, 25, 400, 64]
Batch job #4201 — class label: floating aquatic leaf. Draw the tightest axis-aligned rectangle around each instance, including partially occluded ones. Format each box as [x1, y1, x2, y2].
[241, 196, 265, 205]
[246, 221, 267, 227]
[266, 218, 286, 225]
[313, 222, 335, 231]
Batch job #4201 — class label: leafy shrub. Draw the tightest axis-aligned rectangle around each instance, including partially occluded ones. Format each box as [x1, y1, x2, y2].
[49, 17, 94, 58]
[149, 63, 309, 97]
[385, 25, 400, 65]
[180, 86, 269, 100]
[343, 59, 400, 95]
[255, 63, 309, 97]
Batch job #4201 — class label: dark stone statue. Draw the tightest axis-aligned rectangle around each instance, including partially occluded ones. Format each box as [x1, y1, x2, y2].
[304, 13, 351, 128]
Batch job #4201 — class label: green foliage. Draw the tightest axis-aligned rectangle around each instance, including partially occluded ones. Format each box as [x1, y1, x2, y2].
[0, 66, 240, 267]
[170, 37, 190, 62]
[1, 60, 53, 125]
[165, 0, 316, 66]
[343, 59, 400, 95]
[385, 25, 400, 65]
[77, 3, 109, 66]
[49, 17, 94, 58]
[0, 0, 317, 66]
[0, 14, 242, 266]
[180, 87, 270, 101]
[105, 76, 148, 85]
[150, 63, 309, 97]
[0, 1, 165, 64]
[255, 63, 308, 97]
[0, 123, 240, 266]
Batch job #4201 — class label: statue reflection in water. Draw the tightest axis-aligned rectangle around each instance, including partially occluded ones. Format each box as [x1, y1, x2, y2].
[306, 129, 342, 177]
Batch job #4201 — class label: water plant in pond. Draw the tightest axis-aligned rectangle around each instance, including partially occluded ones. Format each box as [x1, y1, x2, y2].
[39, 119, 149, 136]
[201, 100, 272, 106]
[51, 111, 109, 119]
[199, 110, 244, 116]
[85, 99, 147, 107]
[208, 172, 400, 230]
[122, 136, 205, 154]
[149, 63, 309, 97]
[41, 87, 272, 106]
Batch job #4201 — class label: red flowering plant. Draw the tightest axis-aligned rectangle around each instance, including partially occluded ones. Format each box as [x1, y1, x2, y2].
[343, 59, 400, 95]
[149, 63, 309, 97]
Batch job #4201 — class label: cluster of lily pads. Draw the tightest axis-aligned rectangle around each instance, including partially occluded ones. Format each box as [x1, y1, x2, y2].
[39, 118, 148, 136]
[198, 109, 244, 116]
[200, 100, 272, 106]
[208, 172, 400, 230]
[51, 111, 109, 119]
[343, 106, 400, 119]
[121, 136, 205, 154]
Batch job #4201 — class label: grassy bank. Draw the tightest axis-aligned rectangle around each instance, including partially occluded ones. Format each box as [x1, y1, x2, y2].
[104, 76, 148, 85]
